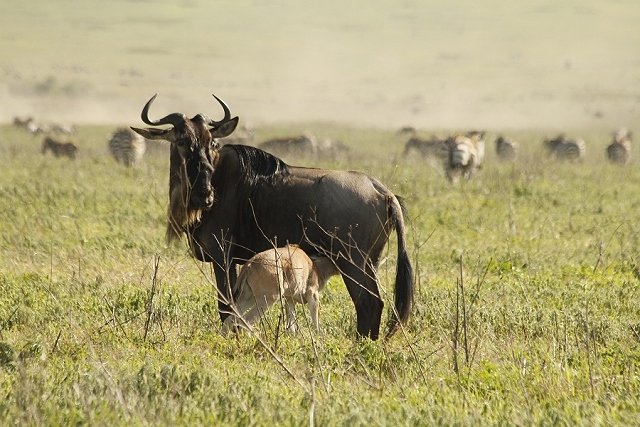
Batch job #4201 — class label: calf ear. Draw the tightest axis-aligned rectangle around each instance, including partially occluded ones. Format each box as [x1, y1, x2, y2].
[130, 127, 175, 141]
[210, 117, 239, 138]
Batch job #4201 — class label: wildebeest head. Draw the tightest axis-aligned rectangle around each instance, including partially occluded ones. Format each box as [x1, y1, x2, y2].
[131, 94, 239, 241]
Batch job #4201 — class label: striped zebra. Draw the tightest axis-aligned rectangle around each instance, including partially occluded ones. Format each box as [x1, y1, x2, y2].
[108, 127, 146, 166]
[402, 135, 450, 162]
[258, 133, 317, 159]
[543, 134, 586, 162]
[446, 132, 485, 182]
[606, 128, 631, 165]
[495, 136, 518, 161]
[42, 136, 78, 160]
[218, 124, 255, 146]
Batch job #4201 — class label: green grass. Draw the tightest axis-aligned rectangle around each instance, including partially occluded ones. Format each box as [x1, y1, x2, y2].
[1, 124, 639, 425]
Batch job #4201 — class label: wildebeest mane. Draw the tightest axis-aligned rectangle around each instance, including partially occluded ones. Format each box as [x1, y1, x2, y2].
[226, 144, 290, 186]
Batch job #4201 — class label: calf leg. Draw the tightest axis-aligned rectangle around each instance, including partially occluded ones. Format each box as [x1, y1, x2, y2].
[307, 291, 320, 332]
[285, 299, 297, 333]
[222, 291, 277, 334]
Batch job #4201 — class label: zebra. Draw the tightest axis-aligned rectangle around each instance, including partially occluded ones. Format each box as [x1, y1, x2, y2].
[218, 124, 255, 146]
[258, 133, 317, 159]
[108, 127, 146, 166]
[606, 128, 631, 165]
[41, 136, 78, 160]
[49, 123, 76, 135]
[446, 132, 485, 182]
[402, 135, 450, 161]
[543, 134, 586, 162]
[495, 136, 518, 161]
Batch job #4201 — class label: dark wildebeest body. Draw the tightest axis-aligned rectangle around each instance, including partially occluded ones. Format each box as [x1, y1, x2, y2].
[131, 94, 413, 340]
[41, 136, 78, 159]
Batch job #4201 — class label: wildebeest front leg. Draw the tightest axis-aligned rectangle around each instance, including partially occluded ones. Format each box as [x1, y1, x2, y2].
[214, 261, 237, 323]
[338, 260, 383, 340]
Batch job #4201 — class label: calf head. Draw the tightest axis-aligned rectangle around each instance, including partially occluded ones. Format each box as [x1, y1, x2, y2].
[131, 94, 239, 241]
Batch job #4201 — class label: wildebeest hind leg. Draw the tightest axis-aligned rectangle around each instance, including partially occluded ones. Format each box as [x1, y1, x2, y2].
[338, 261, 383, 340]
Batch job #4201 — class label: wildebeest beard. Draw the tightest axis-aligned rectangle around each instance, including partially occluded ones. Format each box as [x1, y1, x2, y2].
[166, 126, 216, 243]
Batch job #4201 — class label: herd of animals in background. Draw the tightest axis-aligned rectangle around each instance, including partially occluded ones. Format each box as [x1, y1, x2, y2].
[11, 115, 635, 180]
[400, 127, 633, 182]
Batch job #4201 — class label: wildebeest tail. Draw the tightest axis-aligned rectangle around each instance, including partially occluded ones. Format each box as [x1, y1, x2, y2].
[386, 194, 414, 339]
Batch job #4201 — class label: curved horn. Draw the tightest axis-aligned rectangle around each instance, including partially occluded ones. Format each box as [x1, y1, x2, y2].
[140, 94, 185, 127]
[207, 94, 232, 126]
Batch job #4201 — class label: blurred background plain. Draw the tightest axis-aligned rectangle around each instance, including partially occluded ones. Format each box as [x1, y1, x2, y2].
[1, 0, 638, 130]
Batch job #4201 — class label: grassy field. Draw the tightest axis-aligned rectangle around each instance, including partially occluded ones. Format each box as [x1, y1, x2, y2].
[0, 123, 639, 425]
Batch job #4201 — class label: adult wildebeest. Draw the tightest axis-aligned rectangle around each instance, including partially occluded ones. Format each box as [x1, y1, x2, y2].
[495, 136, 518, 161]
[108, 127, 146, 166]
[543, 134, 586, 162]
[606, 128, 631, 165]
[131, 94, 414, 340]
[222, 244, 339, 334]
[41, 136, 78, 160]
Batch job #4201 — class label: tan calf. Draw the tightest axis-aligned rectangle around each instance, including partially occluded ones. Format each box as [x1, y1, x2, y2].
[222, 245, 339, 334]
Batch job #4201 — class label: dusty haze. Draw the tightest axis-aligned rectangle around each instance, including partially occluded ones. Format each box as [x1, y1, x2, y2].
[1, 0, 638, 130]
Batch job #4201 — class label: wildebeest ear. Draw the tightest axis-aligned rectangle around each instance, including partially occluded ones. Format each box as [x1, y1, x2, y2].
[130, 126, 175, 141]
[210, 117, 239, 138]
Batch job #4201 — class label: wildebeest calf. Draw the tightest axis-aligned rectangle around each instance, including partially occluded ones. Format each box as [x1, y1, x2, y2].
[222, 244, 339, 334]
[41, 137, 78, 159]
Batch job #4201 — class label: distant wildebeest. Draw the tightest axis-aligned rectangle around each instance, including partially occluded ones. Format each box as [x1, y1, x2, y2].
[41, 136, 78, 160]
[222, 244, 339, 334]
[258, 134, 317, 159]
[543, 134, 586, 162]
[131, 94, 413, 340]
[606, 128, 631, 165]
[495, 136, 518, 161]
[108, 127, 146, 166]
[446, 131, 486, 182]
